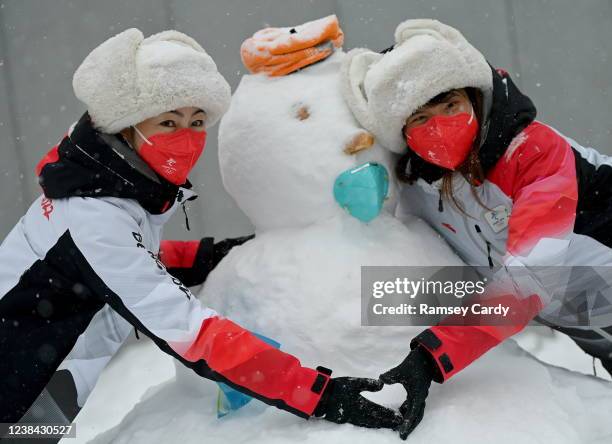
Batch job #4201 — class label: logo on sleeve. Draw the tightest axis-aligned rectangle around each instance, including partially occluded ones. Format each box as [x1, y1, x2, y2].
[441, 222, 457, 233]
[41, 198, 54, 220]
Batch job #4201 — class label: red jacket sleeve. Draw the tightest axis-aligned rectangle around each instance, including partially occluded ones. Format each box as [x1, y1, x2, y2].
[414, 122, 578, 382]
[159, 239, 216, 287]
[182, 316, 332, 417]
[159, 240, 202, 269]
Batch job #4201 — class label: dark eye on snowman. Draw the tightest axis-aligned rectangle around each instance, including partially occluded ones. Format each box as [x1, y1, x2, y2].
[292, 104, 310, 121]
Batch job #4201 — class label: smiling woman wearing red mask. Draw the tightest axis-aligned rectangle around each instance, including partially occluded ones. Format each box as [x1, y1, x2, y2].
[0, 28, 401, 434]
[343, 18, 612, 440]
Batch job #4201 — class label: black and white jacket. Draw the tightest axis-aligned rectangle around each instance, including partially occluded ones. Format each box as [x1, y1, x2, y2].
[0, 114, 330, 423]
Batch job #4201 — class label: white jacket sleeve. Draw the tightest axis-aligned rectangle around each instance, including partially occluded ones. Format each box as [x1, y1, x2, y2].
[66, 197, 217, 357]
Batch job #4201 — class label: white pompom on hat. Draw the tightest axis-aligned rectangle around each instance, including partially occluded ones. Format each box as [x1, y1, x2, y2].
[341, 19, 493, 153]
[73, 28, 231, 134]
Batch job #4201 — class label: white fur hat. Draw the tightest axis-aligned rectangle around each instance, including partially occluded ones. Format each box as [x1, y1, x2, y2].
[341, 19, 493, 153]
[73, 28, 231, 134]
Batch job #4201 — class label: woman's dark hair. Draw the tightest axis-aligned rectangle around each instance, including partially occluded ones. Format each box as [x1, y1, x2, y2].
[395, 87, 489, 216]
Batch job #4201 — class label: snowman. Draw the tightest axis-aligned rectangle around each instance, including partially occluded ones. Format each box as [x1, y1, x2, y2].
[89, 16, 612, 444]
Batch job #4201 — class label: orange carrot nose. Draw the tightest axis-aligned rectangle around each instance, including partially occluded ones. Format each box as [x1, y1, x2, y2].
[240, 15, 344, 77]
[344, 132, 375, 155]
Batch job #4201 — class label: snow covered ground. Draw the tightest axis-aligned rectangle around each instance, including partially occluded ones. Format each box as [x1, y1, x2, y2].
[64, 329, 612, 444]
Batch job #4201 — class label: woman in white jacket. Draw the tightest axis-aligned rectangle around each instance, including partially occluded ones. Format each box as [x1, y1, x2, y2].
[0, 28, 401, 435]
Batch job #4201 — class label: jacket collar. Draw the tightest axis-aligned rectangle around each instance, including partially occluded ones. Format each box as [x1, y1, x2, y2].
[477, 68, 537, 174]
[38, 113, 198, 214]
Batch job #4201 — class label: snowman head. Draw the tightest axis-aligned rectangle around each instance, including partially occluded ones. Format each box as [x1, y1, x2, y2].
[219, 46, 397, 231]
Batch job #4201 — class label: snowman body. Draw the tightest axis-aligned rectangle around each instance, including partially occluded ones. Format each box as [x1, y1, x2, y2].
[193, 51, 463, 378]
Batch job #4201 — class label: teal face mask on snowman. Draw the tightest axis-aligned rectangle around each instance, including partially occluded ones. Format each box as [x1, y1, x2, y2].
[333, 162, 389, 223]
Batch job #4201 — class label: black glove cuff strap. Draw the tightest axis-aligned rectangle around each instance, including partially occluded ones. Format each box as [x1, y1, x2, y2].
[312, 367, 334, 417]
[410, 329, 442, 351]
[410, 330, 448, 383]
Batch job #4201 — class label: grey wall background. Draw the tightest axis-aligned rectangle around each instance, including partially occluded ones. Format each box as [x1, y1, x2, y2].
[1, 0, 610, 241]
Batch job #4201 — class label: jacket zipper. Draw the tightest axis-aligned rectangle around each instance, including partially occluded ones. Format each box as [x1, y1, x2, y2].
[474, 224, 494, 269]
[422, 177, 509, 269]
[182, 204, 191, 231]
[177, 189, 191, 231]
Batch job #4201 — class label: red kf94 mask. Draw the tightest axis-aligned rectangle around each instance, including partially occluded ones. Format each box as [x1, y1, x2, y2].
[405, 111, 479, 170]
[134, 127, 207, 185]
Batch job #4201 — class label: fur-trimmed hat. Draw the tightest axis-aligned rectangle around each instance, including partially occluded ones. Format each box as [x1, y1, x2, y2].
[341, 19, 493, 153]
[73, 28, 231, 134]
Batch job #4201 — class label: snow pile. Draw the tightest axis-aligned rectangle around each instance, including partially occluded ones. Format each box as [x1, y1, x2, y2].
[86, 340, 612, 444]
[65, 338, 175, 444]
[81, 47, 612, 444]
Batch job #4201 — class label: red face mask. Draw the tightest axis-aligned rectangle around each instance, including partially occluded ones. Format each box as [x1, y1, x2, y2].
[405, 111, 479, 170]
[135, 127, 207, 185]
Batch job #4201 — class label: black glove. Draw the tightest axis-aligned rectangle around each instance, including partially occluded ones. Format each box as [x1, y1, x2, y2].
[379, 346, 438, 440]
[167, 234, 254, 286]
[314, 376, 403, 430]
[212, 234, 255, 263]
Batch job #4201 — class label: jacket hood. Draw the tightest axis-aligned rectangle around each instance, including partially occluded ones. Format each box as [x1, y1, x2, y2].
[37, 112, 195, 214]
